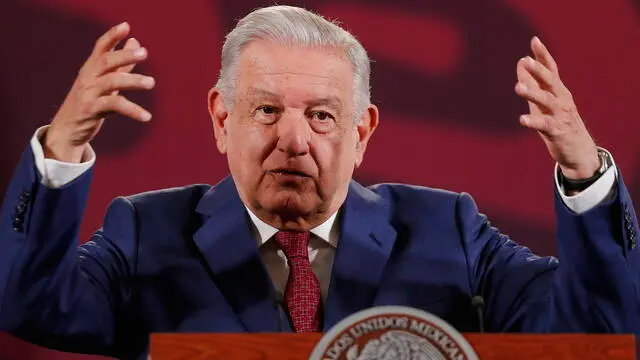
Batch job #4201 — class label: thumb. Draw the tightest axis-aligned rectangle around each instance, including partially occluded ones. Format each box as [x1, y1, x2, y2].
[520, 114, 552, 134]
[119, 37, 141, 73]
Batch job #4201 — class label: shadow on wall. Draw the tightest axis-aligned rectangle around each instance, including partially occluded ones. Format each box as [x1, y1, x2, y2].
[0, 1, 154, 194]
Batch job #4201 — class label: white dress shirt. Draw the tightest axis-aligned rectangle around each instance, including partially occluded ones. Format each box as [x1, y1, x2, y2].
[247, 207, 339, 303]
[29, 126, 618, 303]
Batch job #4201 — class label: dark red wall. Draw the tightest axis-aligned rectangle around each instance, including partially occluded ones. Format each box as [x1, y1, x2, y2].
[1, 0, 638, 358]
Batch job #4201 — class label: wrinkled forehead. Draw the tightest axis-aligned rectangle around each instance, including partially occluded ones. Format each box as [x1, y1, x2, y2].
[235, 40, 356, 105]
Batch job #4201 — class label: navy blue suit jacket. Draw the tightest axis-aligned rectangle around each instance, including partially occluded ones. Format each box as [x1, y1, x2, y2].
[1, 146, 640, 359]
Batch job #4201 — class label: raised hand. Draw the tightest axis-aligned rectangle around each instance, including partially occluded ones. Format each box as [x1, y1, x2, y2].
[515, 36, 600, 180]
[44, 22, 155, 163]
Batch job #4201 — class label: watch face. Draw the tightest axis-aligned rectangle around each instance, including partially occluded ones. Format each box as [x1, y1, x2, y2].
[598, 150, 610, 174]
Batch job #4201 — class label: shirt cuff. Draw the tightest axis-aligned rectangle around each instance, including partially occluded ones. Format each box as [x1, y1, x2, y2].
[555, 147, 617, 214]
[30, 125, 96, 188]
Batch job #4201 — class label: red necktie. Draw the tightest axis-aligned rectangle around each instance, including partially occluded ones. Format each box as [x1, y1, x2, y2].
[274, 231, 322, 332]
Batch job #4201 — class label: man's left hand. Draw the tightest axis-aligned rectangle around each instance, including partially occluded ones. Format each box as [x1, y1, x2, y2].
[515, 36, 599, 180]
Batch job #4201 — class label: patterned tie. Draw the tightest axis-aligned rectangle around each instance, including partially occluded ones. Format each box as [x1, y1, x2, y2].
[274, 231, 322, 332]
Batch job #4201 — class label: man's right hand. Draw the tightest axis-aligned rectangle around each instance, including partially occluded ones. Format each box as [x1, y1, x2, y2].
[44, 22, 155, 163]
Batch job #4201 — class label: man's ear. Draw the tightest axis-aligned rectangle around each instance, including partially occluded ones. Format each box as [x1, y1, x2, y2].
[208, 87, 229, 154]
[354, 104, 379, 168]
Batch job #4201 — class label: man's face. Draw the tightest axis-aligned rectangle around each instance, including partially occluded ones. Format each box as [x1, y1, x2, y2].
[209, 40, 377, 228]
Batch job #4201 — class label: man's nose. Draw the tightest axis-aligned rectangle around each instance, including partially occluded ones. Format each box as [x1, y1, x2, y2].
[276, 113, 311, 157]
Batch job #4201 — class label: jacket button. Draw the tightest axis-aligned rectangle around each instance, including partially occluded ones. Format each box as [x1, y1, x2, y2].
[12, 220, 23, 232]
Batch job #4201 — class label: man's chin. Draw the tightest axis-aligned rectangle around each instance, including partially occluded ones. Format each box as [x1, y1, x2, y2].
[260, 192, 318, 217]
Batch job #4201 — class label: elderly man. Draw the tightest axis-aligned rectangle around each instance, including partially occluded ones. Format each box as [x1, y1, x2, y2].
[0, 5, 638, 359]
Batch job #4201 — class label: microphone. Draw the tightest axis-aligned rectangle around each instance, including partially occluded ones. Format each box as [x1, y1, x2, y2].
[273, 291, 285, 332]
[471, 295, 485, 333]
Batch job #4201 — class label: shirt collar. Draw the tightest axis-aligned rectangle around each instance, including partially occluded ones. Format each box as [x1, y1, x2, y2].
[245, 206, 339, 247]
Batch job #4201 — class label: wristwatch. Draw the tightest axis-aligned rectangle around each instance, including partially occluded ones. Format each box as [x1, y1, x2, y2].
[559, 149, 612, 192]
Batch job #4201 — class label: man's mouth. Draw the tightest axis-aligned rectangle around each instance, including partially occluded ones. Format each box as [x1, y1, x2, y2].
[270, 169, 311, 178]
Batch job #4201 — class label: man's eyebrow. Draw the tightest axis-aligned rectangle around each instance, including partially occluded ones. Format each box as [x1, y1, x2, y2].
[306, 96, 344, 109]
[246, 87, 281, 99]
[246, 87, 344, 110]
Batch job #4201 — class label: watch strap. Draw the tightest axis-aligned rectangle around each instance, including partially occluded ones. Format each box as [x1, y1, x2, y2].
[559, 150, 611, 192]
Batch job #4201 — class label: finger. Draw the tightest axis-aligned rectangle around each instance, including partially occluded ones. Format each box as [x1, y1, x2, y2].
[91, 72, 155, 97]
[119, 38, 142, 73]
[531, 36, 559, 74]
[514, 82, 555, 113]
[521, 56, 562, 95]
[123, 37, 140, 50]
[96, 47, 148, 76]
[91, 22, 130, 58]
[516, 59, 538, 89]
[516, 60, 542, 114]
[91, 95, 152, 122]
[110, 38, 144, 96]
[519, 114, 555, 134]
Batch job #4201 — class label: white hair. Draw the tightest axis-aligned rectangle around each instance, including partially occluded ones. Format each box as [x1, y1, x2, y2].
[215, 5, 371, 121]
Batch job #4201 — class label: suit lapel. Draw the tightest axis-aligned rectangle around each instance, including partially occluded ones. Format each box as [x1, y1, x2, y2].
[193, 176, 280, 332]
[323, 181, 397, 331]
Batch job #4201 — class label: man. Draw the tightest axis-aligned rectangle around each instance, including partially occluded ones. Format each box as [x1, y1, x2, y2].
[1, 4, 639, 359]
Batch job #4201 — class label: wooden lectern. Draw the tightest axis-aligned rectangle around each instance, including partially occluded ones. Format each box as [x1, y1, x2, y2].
[0, 332, 637, 359]
[150, 333, 638, 359]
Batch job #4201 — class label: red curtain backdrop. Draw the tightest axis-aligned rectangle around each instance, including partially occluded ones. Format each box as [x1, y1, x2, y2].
[0, 0, 638, 358]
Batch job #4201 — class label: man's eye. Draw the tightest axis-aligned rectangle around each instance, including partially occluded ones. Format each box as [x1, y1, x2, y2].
[311, 111, 334, 122]
[258, 106, 277, 115]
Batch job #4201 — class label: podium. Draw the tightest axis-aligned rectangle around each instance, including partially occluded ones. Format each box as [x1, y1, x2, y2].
[150, 333, 638, 359]
[0, 332, 636, 359]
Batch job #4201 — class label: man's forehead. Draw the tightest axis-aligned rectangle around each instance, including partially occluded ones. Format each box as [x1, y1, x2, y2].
[232, 41, 355, 106]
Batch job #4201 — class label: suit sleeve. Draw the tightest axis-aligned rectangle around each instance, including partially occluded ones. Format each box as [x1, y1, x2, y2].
[459, 172, 640, 333]
[0, 145, 143, 357]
